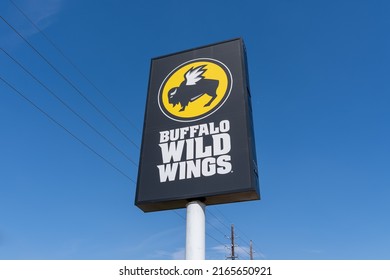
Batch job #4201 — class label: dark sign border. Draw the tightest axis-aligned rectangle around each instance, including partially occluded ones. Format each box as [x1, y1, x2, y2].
[136, 38, 260, 212]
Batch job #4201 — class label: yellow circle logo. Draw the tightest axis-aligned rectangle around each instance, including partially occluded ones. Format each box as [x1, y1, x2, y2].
[158, 58, 232, 122]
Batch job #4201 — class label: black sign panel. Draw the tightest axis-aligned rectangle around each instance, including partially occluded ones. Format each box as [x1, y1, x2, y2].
[136, 38, 260, 212]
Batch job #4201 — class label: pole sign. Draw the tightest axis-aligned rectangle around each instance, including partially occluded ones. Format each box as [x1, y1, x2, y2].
[136, 38, 260, 212]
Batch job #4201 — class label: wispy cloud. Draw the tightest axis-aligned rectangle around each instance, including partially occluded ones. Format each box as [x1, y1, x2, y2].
[154, 247, 185, 260]
[117, 226, 185, 259]
[209, 244, 228, 259]
[19, 0, 63, 31]
[132, 226, 183, 252]
[172, 248, 185, 259]
[303, 249, 322, 254]
[2, 0, 63, 45]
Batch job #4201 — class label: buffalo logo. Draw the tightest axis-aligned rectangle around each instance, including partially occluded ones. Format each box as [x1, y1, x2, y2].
[158, 58, 232, 122]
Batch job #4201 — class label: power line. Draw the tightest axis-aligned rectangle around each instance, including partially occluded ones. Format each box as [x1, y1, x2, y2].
[213, 207, 265, 259]
[206, 232, 227, 248]
[206, 219, 228, 239]
[236, 232, 264, 259]
[174, 210, 253, 260]
[180, 207, 262, 259]
[208, 209, 231, 231]
[236, 244, 252, 260]
[0, 47, 138, 168]
[8, 0, 141, 134]
[0, 75, 135, 184]
[173, 210, 185, 220]
[2, 7, 258, 259]
[0, 14, 140, 150]
[174, 210, 226, 248]
[209, 209, 255, 257]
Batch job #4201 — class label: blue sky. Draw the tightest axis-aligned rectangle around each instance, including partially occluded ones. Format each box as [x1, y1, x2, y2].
[0, 0, 389, 260]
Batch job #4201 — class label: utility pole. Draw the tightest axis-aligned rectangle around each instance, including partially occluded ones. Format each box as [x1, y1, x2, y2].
[226, 224, 238, 260]
[249, 240, 254, 260]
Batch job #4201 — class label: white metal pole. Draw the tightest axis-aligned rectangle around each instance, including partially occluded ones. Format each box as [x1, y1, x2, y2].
[185, 200, 206, 260]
